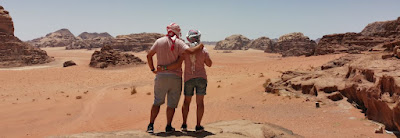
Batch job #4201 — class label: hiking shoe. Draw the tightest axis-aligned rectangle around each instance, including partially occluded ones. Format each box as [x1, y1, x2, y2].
[165, 125, 175, 133]
[195, 125, 204, 132]
[181, 124, 188, 131]
[146, 123, 154, 133]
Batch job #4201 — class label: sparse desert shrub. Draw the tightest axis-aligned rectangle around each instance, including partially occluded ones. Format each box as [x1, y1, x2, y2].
[217, 85, 221, 88]
[222, 50, 233, 53]
[76, 96, 82, 99]
[262, 78, 271, 89]
[130, 85, 137, 95]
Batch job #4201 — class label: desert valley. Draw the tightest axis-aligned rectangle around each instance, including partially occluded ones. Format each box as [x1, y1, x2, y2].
[1, 3, 400, 138]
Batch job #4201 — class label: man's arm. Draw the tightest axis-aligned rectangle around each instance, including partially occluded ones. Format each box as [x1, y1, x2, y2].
[185, 43, 204, 54]
[158, 54, 185, 71]
[147, 50, 157, 74]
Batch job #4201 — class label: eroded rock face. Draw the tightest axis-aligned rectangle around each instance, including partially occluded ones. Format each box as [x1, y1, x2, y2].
[66, 32, 114, 50]
[54, 120, 302, 138]
[265, 52, 400, 131]
[315, 33, 388, 55]
[0, 6, 52, 67]
[246, 36, 274, 50]
[361, 17, 400, 38]
[111, 33, 164, 52]
[89, 45, 145, 69]
[28, 29, 78, 47]
[0, 6, 14, 35]
[270, 32, 316, 57]
[214, 34, 251, 50]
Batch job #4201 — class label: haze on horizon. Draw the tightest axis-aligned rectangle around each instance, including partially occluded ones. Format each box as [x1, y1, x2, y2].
[1, 0, 400, 41]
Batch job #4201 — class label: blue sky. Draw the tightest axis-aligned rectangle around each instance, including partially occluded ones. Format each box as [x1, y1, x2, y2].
[1, 0, 400, 41]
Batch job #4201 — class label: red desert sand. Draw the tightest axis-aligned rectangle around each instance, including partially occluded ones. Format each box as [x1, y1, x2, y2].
[0, 46, 395, 138]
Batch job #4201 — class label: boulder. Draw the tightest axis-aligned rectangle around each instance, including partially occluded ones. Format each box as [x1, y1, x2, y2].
[63, 60, 76, 67]
[214, 34, 251, 50]
[246, 36, 274, 50]
[89, 46, 145, 69]
[111, 33, 164, 52]
[0, 6, 53, 67]
[271, 32, 316, 57]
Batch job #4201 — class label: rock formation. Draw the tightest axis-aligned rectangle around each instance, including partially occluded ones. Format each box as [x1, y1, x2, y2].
[111, 33, 164, 52]
[66, 32, 114, 50]
[266, 32, 316, 57]
[265, 51, 400, 131]
[27, 28, 78, 47]
[0, 6, 14, 35]
[246, 36, 274, 50]
[0, 6, 52, 67]
[54, 120, 302, 138]
[361, 17, 400, 38]
[315, 17, 400, 55]
[89, 45, 145, 69]
[314, 33, 389, 55]
[214, 34, 251, 50]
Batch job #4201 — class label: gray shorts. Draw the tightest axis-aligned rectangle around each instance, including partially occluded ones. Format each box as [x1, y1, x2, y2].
[153, 74, 182, 108]
[184, 78, 207, 96]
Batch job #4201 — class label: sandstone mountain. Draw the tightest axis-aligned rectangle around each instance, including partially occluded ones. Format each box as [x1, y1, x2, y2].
[214, 34, 251, 50]
[361, 17, 400, 38]
[89, 45, 145, 69]
[27, 28, 78, 47]
[266, 32, 316, 57]
[111, 33, 164, 52]
[54, 120, 302, 138]
[0, 5, 52, 67]
[77, 32, 112, 40]
[66, 32, 114, 50]
[315, 17, 400, 55]
[247, 36, 274, 50]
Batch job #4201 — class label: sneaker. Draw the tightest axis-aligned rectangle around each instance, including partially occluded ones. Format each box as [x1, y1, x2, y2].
[195, 125, 204, 132]
[181, 124, 188, 131]
[146, 123, 154, 133]
[165, 125, 175, 133]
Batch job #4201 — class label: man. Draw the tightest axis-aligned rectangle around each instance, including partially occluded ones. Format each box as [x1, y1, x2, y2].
[159, 30, 212, 132]
[146, 23, 204, 133]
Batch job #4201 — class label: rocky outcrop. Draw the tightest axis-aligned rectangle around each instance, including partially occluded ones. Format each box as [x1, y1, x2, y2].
[265, 52, 400, 131]
[314, 33, 389, 55]
[361, 17, 400, 38]
[89, 45, 145, 69]
[214, 34, 251, 50]
[267, 32, 316, 57]
[111, 33, 163, 52]
[77, 32, 112, 40]
[66, 32, 114, 50]
[315, 17, 400, 55]
[27, 29, 78, 47]
[0, 6, 14, 35]
[53, 120, 302, 138]
[0, 6, 52, 67]
[246, 36, 274, 50]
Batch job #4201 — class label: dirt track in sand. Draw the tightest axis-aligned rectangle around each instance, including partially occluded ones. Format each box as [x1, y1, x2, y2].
[0, 46, 395, 138]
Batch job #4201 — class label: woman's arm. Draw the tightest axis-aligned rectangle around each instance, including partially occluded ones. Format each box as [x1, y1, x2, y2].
[205, 55, 212, 67]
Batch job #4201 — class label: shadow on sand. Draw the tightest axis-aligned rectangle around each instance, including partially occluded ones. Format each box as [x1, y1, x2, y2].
[154, 130, 215, 138]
